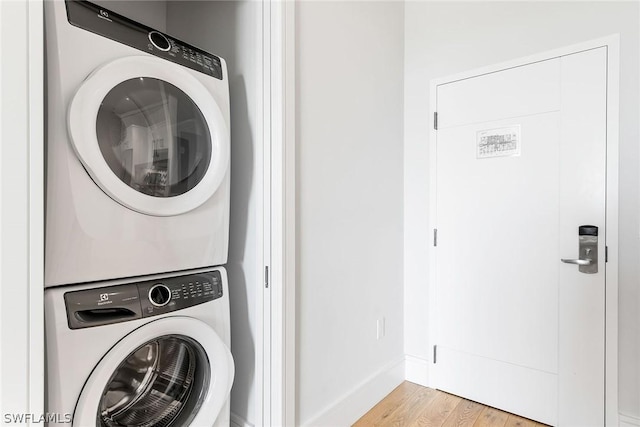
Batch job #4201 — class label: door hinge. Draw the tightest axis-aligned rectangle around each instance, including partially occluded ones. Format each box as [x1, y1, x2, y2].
[433, 229, 438, 247]
[605, 246, 608, 263]
[434, 112, 438, 130]
[265, 266, 269, 288]
[433, 345, 437, 364]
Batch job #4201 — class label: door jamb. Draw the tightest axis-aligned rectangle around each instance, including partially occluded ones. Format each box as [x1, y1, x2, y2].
[0, 1, 45, 424]
[427, 34, 620, 426]
[263, 1, 296, 426]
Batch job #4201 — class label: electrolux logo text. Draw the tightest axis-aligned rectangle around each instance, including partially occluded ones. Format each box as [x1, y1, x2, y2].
[3, 413, 72, 424]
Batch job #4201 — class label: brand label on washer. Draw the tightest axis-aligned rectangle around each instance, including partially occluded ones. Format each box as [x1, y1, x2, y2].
[477, 125, 521, 159]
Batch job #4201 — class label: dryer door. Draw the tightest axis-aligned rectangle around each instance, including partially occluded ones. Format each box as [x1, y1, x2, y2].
[68, 56, 229, 216]
[73, 317, 234, 427]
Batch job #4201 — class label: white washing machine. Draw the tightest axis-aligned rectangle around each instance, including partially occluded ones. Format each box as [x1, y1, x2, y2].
[45, 267, 234, 427]
[45, 0, 231, 287]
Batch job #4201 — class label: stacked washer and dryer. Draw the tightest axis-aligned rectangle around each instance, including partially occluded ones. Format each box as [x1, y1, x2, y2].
[44, 1, 234, 426]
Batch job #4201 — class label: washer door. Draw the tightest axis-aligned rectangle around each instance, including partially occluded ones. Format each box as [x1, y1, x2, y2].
[73, 317, 234, 427]
[68, 56, 229, 216]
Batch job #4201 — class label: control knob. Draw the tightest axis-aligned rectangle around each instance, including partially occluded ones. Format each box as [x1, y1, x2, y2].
[148, 31, 171, 51]
[149, 284, 171, 307]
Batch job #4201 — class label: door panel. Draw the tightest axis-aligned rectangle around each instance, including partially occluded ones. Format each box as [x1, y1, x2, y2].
[434, 48, 607, 426]
[436, 113, 561, 373]
[437, 59, 560, 129]
[436, 346, 558, 424]
[557, 48, 607, 426]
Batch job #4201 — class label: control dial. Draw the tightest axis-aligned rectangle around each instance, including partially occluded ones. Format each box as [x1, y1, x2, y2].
[148, 31, 171, 51]
[149, 284, 171, 307]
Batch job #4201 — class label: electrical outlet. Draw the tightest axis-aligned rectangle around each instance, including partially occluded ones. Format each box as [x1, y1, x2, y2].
[376, 317, 386, 340]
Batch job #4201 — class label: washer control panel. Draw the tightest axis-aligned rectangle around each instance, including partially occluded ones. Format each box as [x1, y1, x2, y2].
[64, 270, 223, 329]
[138, 272, 223, 318]
[65, 0, 223, 79]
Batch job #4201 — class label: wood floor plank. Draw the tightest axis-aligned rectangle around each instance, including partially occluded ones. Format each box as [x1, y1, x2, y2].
[353, 382, 423, 427]
[354, 382, 552, 427]
[473, 407, 510, 427]
[504, 414, 538, 427]
[377, 385, 439, 427]
[441, 399, 485, 427]
[411, 391, 462, 427]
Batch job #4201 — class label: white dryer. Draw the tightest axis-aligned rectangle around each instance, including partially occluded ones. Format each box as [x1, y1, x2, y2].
[45, 267, 234, 427]
[45, 0, 231, 286]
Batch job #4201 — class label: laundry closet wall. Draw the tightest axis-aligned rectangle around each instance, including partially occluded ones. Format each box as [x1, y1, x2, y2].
[404, 1, 640, 422]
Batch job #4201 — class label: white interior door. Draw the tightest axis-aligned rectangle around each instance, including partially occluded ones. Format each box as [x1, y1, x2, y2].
[433, 47, 607, 426]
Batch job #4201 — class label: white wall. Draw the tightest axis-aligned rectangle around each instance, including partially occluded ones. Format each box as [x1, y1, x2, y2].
[296, 2, 405, 425]
[404, 0, 640, 420]
[165, 3, 262, 426]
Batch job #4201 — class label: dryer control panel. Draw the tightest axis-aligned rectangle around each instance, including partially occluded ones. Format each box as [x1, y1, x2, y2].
[65, 0, 223, 79]
[64, 270, 223, 329]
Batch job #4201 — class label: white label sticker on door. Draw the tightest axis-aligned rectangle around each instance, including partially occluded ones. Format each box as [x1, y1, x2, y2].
[477, 125, 521, 159]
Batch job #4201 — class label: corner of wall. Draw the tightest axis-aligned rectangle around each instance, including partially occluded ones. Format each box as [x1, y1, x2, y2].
[404, 354, 429, 387]
[301, 357, 405, 427]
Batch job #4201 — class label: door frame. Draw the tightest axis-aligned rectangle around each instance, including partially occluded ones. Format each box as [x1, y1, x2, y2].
[427, 35, 620, 426]
[0, 1, 45, 424]
[262, 1, 297, 426]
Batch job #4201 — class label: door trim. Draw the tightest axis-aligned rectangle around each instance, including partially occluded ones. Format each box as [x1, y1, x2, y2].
[427, 34, 620, 426]
[263, 1, 296, 426]
[0, 1, 45, 424]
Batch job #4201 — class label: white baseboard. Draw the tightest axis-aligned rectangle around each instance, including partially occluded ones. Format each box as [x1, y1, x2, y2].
[231, 413, 254, 427]
[620, 413, 640, 427]
[302, 357, 405, 427]
[405, 354, 430, 386]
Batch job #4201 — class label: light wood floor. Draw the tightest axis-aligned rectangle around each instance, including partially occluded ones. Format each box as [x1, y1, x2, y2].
[352, 382, 549, 427]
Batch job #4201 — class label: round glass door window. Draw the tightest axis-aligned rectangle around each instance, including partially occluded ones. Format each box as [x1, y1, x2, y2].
[98, 335, 210, 427]
[96, 78, 212, 198]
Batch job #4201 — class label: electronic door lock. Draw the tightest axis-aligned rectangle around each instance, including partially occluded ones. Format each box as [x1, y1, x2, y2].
[561, 225, 598, 274]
